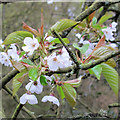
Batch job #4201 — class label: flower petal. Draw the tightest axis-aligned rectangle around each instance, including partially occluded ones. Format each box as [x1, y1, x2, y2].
[20, 93, 28, 104]
[27, 94, 38, 104]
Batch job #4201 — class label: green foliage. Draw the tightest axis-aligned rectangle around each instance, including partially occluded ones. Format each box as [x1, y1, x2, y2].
[49, 38, 70, 44]
[13, 70, 28, 96]
[3, 31, 33, 45]
[40, 75, 48, 86]
[73, 43, 89, 54]
[92, 46, 116, 67]
[62, 83, 77, 107]
[89, 64, 102, 80]
[91, 17, 97, 26]
[57, 86, 65, 99]
[101, 63, 118, 96]
[48, 19, 77, 35]
[98, 12, 113, 25]
[28, 68, 38, 81]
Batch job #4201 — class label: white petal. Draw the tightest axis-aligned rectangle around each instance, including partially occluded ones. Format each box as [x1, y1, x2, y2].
[25, 81, 34, 91]
[41, 96, 60, 106]
[27, 95, 38, 104]
[24, 37, 33, 46]
[20, 94, 28, 104]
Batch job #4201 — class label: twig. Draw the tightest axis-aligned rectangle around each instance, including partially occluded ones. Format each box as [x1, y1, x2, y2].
[77, 99, 94, 113]
[3, 86, 37, 119]
[61, 1, 120, 38]
[52, 30, 80, 68]
[11, 103, 23, 120]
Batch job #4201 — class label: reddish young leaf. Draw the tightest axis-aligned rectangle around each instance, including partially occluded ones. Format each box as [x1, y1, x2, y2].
[23, 22, 40, 36]
[88, 11, 95, 23]
[92, 35, 105, 53]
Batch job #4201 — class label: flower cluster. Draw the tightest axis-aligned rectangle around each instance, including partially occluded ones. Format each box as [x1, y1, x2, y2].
[20, 77, 60, 106]
[45, 47, 72, 71]
[102, 22, 117, 41]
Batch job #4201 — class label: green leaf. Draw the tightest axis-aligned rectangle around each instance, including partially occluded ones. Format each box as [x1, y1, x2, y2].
[62, 83, 77, 107]
[40, 75, 48, 86]
[57, 86, 65, 99]
[28, 68, 38, 81]
[19, 51, 26, 58]
[89, 64, 102, 80]
[3, 31, 33, 45]
[91, 17, 97, 25]
[48, 19, 77, 35]
[13, 70, 28, 95]
[92, 46, 116, 67]
[92, 24, 101, 30]
[101, 63, 119, 96]
[20, 59, 34, 66]
[98, 13, 113, 25]
[73, 43, 89, 54]
[49, 38, 69, 44]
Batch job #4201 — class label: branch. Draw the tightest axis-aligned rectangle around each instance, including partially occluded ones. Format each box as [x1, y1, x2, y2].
[0, 69, 19, 90]
[47, 50, 120, 75]
[11, 103, 23, 120]
[80, 50, 120, 70]
[3, 86, 37, 119]
[61, 1, 120, 38]
[52, 30, 80, 68]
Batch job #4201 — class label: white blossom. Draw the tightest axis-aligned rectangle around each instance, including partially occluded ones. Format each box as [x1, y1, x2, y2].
[7, 44, 20, 61]
[47, 0, 53, 4]
[45, 47, 72, 71]
[0, 52, 12, 67]
[20, 93, 38, 105]
[110, 22, 117, 32]
[102, 27, 115, 41]
[25, 77, 43, 94]
[22, 36, 39, 56]
[41, 95, 60, 106]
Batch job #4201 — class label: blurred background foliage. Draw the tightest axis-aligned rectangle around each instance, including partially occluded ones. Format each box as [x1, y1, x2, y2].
[1, 1, 119, 118]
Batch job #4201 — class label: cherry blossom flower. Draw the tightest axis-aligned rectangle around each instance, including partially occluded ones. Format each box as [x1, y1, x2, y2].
[47, 0, 53, 4]
[45, 47, 72, 71]
[25, 77, 43, 94]
[0, 39, 4, 48]
[102, 27, 115, 41]
[20, 93, 38, 105]
[41, 95, 60, 106]
[110, 22, 117, 32]
[7, 44, 20, 61]
[0, 52, 12, 67]
[22, 36, 39, 56]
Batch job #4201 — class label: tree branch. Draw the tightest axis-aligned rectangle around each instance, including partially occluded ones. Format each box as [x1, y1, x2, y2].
[61, 1, 120, 38]
[0, 69, 19, 90]
[11, 103, 23, 120]
[80, 50, 120, 70]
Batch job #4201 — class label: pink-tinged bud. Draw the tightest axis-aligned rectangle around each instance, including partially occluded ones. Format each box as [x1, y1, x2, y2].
[49, 93, 55, 96]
